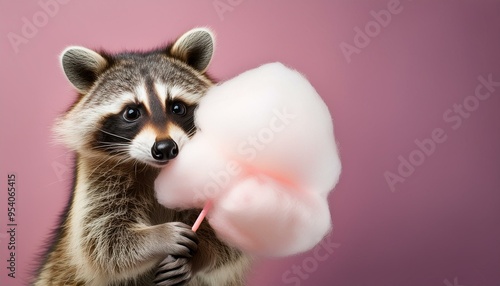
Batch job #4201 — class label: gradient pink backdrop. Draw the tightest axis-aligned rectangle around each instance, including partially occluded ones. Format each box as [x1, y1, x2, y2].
[1, 1, 500, 285]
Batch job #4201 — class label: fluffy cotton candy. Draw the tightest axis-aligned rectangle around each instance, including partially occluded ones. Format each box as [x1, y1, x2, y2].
[154, 62, 341, 257]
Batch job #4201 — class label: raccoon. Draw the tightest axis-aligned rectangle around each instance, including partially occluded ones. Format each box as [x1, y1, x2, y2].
[34, 28, 251, 286]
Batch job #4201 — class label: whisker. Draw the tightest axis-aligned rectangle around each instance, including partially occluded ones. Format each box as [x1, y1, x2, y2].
[85, 148, 131, 179]
[186, 125, 198, 136]
[98, 129, 132, 142]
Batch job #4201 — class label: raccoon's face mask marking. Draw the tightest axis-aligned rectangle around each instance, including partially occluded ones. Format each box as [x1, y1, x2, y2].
[54, 28, 215, 168]
[93, 81, 198, 167]
[123, 106, 141, 122]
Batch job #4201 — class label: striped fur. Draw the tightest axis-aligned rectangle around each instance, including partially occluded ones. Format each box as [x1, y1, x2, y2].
[34, 28, 251, 286]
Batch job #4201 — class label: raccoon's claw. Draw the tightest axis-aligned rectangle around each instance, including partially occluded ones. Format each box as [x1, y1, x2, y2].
[166, 222, 199, 257]
[154, 256, 192, 286]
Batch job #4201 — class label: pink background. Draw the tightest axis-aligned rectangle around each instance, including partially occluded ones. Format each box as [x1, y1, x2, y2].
[1, 0, 500, 285]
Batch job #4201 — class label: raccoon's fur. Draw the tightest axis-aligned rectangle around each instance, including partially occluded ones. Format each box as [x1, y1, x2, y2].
[33, 28, 251, 286]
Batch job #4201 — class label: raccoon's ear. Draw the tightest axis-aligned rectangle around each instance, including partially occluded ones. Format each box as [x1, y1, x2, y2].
[170, 28, 215, 73]
[60, 46, 108, 94]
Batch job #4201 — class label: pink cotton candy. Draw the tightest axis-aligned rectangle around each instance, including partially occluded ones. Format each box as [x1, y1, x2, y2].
[154, 62, 341, 257]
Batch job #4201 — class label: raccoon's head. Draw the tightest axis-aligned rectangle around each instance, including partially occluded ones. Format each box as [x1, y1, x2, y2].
[54, 28, 215, 167]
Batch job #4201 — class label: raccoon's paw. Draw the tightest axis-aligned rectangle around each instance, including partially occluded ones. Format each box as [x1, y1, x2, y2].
[164, 222, 199, 257]
[154, 256, 193, 286]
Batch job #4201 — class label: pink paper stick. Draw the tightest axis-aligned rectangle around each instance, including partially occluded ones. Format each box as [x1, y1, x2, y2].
[192, 200, 213, 232]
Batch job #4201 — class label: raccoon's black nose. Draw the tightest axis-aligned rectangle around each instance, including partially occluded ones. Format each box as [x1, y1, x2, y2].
[152, 139, 178, 161]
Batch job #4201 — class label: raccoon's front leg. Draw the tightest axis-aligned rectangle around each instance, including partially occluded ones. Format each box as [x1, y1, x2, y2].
[155, 212, 251, 286]
[154, 216, 249, 286]
[153, 229, 199, 286]
[81, 220, 198, 282]
[154, 256, 193, 286]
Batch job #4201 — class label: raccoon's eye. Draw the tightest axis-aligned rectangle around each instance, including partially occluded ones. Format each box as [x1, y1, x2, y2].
[171, 102, 187, 116]
[123, 107, 141, 122]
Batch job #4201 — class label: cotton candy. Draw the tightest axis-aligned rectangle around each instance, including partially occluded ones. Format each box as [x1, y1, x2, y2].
[154, 62, 341, 257]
